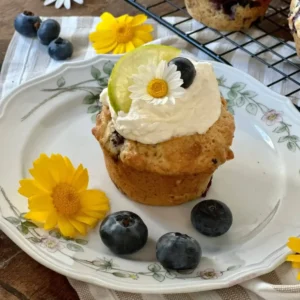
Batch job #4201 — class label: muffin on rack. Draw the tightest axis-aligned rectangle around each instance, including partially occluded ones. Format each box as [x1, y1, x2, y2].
[185, 0, 271, 31]
[289, 0, 300, 56]
[92, 45, 235, 206]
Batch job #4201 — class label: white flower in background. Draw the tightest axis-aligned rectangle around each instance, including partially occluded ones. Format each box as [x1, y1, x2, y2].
[44, 0, 84, 10]
[128, 60, 185, 105]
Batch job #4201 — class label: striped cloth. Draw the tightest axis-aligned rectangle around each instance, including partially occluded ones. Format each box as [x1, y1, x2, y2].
[1, 16, 300, 300]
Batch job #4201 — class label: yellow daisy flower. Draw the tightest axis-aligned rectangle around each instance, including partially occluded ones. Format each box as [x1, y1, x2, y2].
[18, 154, 109, 238]
[286, 237, 300, 280]
[89, 12, 154, 54]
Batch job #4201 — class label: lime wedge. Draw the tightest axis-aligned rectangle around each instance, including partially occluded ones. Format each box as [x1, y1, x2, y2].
[108, 45, 181, 113]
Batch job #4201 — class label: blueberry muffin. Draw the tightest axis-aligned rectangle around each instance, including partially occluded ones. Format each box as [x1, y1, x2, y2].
[92, 46, 235, 206]
[289, 0, 300, 56]
[185, 0, 271, 31]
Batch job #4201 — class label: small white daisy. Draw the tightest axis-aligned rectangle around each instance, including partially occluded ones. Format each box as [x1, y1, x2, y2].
[44, 0, 84, 10]
[128, 60, 185, 105]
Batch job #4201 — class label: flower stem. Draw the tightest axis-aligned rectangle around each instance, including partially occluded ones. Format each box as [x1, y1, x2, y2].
[0, 186, 21, 218]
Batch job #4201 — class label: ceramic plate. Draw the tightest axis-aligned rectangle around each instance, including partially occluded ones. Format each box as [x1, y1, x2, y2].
[0, 55, 300, 294]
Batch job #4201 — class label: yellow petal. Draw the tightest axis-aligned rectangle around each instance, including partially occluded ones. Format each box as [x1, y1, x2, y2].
[28, 195, 53, 211]
[287, 254, 300, 262]
[117, 14, 129, 24]
[113, 43, 125, 54]
[29, 154, 56, 191]
[49, 154, 68, 183]
[64, 156, 75, 184]
[100, 12, 117, 25]
[89, 30, 115, 42]
[131, 14, 147, 27]
[297, 272, 300, 280]
[58, 215, 76, 238]
[44, 210, 58, 230]
[292, 262, 300, 268]
[93, 40, 118, 53]
[72, 167, 88, 193]
[134, 31, 153, 43]
[68, 218, 87, 235]
[82, 210, 106, 219]
[25, 211, 49, 223]
[80, 189, 109, 208]
[74, 212, 98, 226]
[131, 37, 146, 48]
[93, 37, 117, 49]
[18, 179, 48, 198]
[125, 41, 135, 52]
[134, 24, 154, 32]
[287, 237, 300, 253]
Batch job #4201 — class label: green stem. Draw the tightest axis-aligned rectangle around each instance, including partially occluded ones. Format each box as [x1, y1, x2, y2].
[0, 186, 20, 218]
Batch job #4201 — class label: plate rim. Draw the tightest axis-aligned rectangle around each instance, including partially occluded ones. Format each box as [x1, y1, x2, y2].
[0, 53, 298, 293]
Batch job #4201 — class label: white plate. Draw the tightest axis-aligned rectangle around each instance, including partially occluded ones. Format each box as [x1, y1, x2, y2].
[0, 55, 300, 294]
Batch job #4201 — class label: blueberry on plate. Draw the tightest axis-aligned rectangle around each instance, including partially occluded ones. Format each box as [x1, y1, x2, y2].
[191, 199, 233, 237]
[38, 19, 61, 45]
[100, 211, 148, 255]
[156, 232, 201, 270]
[48, 38, 73, 61]
[168, 57, 196, 89]
[14, 11, 42, 38]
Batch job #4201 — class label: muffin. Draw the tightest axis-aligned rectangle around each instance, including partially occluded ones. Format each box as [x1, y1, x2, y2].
[289, 0, 300, 56]
[92, 45, 235, 206]
[185, 0, 271, 31]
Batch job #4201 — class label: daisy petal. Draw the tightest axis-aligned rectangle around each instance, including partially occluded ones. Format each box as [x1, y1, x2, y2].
[58, 215, 76, 238]
[82, 210, 106, 219]
[72, 167, 89, 193]
[113, 43, 125, 54]
[125, 41, 135, 53]
[89, 31, 115, 42]
[287, 254, 300, 262]
[292, 262, 300, 268]
[287, 237, 300, 253]
[28, 195, 53, 211]
[131, 14, 147, 27]
[117, 14, 129, 23]
[18, 179, 48, 197]
[297, 272, 300, 280]
[100, 12, 117, 25]
[55, 0, 64, 9]
[44, 0, 56, 5]
[80, 190, 109, 209]
[134, 24, 154, 32]
[134, 31, 153, 43]
[74, 212, 98, 226]
[68, 218, 87, 235]
[25, 211, 49, 223]
[132, 37, 145, 48]
[44, 210, 58, 230]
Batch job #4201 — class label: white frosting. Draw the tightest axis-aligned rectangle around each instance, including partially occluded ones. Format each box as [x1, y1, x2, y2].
[100, 62, 222, 144]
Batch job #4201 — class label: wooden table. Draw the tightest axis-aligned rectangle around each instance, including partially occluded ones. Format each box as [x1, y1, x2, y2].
[0, 1, 137, 299]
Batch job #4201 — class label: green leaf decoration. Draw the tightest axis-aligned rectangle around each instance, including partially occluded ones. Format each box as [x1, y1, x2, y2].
[98, 77, 109, 86]
[231, 82, 246, 91]
[152, 273, 165, 282]
[17, 224, 29, 235]
[67, 243, 84, 252]
[217, 76, 226, 86]
[112, 272, 130, 278]
[22, 221, 38, 228]
[75, 239, 88, 245]
[227, 106, 235, 115]
[49, 229, 61, 239]
[246, 103, 258, 115]
[57, 77, 66, 88]
[227, 265, 242, 271]
[27, 237, 41, 243]
[228, 89, 238, 100]
[148, 263, 161, 273]
[91, 113, 98, 123]
[5, 216, 21, 225]
[236, 97, 245, 107]
[278, 136, 290, 143]
[20, 213, 27, 220]
[103, 61, 114, 75]
[289, 135, 300, 142]
[273, 124, 287, 133]
[91, 66, 101, 80]
[241, 90, 257, 98]
[165, 270, 177, 279]
[83, 94, 98, 105]
[287, 141, 297, 152]
[87, 105, 100, 114]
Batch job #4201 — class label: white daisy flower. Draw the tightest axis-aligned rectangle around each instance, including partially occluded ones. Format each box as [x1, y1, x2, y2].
[128, 60, 185, 105]
[44, 0, 84, 10]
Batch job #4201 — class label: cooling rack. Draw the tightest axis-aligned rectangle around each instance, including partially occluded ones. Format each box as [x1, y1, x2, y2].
[125, 0, 300, 110]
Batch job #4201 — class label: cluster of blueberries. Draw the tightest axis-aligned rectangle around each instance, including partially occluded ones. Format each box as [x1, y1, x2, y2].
[100, 200, 233, 271]
[14, 11, 73, 61]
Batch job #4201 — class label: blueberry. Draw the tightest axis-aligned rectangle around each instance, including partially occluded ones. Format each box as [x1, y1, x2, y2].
[14, 11, 41, 38]
[191, 200, 233, 237]
[48, 38, 73, 61]
[156, 232, 201, 270]
[38, 19, 61, 45]
[100, 211, 148, 255]
[168, 57, 196, 89]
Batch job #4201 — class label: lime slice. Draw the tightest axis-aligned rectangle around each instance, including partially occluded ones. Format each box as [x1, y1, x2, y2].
[108, 45, 181, 113]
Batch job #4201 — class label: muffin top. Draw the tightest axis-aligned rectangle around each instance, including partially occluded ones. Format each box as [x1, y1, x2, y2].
[93, 98, 234, 176]
[101, 46, 222, 145]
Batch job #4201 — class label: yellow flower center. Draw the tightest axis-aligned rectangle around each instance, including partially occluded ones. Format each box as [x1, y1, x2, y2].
[116, 24, 133, 43]
[52, 183, 80, 215]
[147, 79, 168, 98]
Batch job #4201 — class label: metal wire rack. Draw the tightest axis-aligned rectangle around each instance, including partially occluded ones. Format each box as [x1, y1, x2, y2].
[125, 0, 300, 111]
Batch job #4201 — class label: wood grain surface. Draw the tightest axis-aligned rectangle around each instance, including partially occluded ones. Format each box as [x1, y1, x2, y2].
[0, 1, 137, 299]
